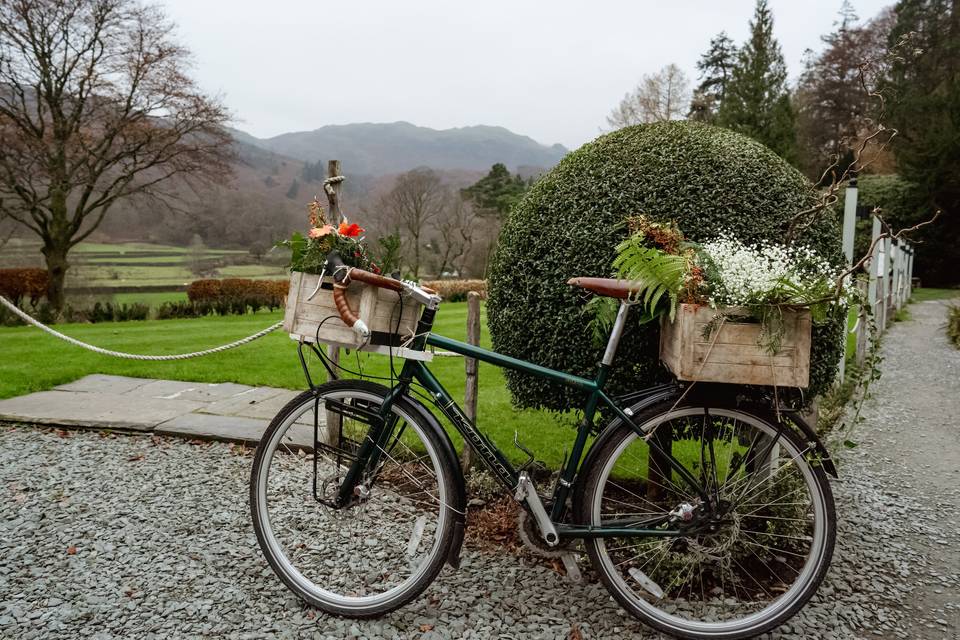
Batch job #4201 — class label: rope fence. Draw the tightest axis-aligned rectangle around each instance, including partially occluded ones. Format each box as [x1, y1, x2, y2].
[0, 294, 282, 361]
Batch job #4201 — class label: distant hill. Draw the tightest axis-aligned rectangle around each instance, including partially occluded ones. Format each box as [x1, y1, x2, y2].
[232, 122, 568, 176]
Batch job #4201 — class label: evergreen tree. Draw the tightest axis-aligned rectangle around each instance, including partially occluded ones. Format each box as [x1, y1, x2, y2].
[286, 178, 300, 200]
[461, 163, 530, 218]
[301, 161, 324, 183]
[717, 0, 797, 161]
[884, 0, 960, 285]
[690, 32, 739, 122]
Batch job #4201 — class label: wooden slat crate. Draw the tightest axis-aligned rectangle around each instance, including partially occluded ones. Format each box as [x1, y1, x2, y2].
[659, 303, 812, 387]
[283, 271, 430, 360]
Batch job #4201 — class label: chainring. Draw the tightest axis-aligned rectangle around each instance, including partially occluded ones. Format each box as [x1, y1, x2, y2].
[516, 510, 572, 558]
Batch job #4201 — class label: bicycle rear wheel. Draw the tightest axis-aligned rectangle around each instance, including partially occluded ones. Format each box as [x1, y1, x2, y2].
[576, 400, 835, 640]
[250, 380, 460, 617]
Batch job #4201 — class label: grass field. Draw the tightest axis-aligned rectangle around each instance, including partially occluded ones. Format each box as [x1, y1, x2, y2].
[69, 262, 286, 288]
[4, 239, 284, 292]
[0, 302, 579, 467]
[110, 291, 189, 306]
[910, 287, 960, 303]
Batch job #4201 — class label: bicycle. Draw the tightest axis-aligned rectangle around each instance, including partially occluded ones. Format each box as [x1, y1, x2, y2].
[250, 254, 838, 640]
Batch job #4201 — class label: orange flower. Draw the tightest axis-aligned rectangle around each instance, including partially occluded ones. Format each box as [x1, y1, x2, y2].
[338, 221, 364, 237]
[308, 225, 334, 238]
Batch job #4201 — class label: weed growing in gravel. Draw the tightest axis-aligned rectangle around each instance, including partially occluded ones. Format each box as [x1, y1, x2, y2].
[947, 304, 960, 349]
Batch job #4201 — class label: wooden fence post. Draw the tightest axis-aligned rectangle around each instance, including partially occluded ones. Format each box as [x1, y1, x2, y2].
[461, 291, 481, 472]
[322, 160, 343, 445]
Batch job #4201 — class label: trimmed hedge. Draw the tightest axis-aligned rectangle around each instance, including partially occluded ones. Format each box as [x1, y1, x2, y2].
[855, 174, 922, 261]
[488, 121, 844, 412]
[187, 278, 287, 314]
[0, 268, 48, 306]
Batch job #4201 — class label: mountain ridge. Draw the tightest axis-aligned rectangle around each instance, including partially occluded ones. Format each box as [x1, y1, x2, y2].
[231, 121, 568, 176]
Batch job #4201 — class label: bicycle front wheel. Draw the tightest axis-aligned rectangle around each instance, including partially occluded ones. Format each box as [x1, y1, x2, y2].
[250, 380, 460, 617]
[577, 401, 835, 640]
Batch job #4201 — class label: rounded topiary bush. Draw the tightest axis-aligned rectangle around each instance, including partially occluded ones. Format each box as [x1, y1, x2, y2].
[488, 121, 844, 412]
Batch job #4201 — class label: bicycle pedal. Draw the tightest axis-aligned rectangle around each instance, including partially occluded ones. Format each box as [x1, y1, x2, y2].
[561, 552, 582, 584]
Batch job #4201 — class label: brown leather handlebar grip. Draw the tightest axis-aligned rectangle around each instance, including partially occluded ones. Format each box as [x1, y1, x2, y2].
[347, 268, 405, 292]
[332, 284, 358, 327]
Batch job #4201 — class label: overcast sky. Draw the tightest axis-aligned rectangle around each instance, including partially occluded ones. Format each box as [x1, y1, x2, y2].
[158, 0, 894, 150]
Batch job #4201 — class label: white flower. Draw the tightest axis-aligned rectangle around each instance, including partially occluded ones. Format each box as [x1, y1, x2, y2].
[698, 233, 846, 307]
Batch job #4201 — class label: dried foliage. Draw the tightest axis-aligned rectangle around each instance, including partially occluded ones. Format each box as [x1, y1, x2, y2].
[420, 279, 487, 302]
[0, 268, 48, 306]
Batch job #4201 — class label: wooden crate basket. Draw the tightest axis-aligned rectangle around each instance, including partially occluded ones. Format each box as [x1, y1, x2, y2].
[283, 271, 430, 360]
[659, 304, 812, 387]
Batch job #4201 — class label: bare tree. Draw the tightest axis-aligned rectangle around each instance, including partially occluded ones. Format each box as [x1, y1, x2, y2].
[607, 63, 691, 128]
[430, 196, 475, 278]
[380, 168, 446, 278]
[0, 209, 15, 250]
[0, 0, 232, 312]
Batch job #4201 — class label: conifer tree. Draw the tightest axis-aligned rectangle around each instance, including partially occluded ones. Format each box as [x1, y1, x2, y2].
[461, 163, 529, 218]
[717, 0, 797, 161]
[689, 32, 739, 122]
[884, 0, 960, 285]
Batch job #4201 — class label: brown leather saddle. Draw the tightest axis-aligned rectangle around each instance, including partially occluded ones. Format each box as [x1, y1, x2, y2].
[567, 277, 638, 299]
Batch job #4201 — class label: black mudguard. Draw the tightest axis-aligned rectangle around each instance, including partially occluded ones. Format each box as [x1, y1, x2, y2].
[584, 383, 838, 488]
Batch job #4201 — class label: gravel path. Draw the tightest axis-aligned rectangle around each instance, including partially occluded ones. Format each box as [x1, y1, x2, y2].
[1, 300, 958, 639]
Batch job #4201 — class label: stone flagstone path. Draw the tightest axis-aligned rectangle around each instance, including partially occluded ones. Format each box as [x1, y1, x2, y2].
[0, 374, 300, 442]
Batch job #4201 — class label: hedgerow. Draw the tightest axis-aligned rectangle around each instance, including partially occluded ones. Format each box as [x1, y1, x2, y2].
[187, 278, 287, 314]
[488, 121, 844, 412]
[0, 268, 48, 306]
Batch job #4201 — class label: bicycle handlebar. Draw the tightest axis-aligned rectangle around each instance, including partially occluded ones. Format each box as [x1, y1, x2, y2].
[326, 251, 405, 341]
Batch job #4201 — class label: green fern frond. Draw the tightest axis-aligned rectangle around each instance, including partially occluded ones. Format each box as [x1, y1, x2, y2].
[611, 235, 688, 320]
[584, 296, 620, 346]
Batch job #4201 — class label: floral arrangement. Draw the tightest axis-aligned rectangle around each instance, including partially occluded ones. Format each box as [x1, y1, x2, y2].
[279, 198, 381, 275]
[589, 215, 855, 352]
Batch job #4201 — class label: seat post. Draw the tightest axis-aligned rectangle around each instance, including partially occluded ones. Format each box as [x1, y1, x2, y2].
[601, 301, 632, 366]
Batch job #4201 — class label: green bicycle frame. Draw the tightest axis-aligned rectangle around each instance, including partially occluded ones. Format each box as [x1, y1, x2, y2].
[334, 305, 709, 539]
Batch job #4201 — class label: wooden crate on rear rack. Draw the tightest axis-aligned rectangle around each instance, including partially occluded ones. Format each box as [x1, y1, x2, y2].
[283, 271, 430, 361]
[659, 304, 812, 388]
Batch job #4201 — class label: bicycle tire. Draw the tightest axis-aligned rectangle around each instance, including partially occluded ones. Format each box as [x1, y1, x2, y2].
[575, 398, 836, 640]
[250, 380, 461, 617]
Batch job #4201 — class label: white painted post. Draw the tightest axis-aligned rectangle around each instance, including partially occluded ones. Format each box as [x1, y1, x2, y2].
[882, 235, 892, 329]
[906, 245, 914, 299]
[838, 177, 858, 382]
[869, 215, 882, 329]
[842, 177, 858, 266]
[891, 241, 901, 311]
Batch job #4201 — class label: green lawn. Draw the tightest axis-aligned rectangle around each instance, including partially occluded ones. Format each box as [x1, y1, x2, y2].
[110, 291, 189, 306]
[0, 302, 577, 467]
[911, 287, 960, 303]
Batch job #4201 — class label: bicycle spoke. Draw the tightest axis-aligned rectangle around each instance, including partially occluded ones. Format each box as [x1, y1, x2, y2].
[587, 405, 833, 636]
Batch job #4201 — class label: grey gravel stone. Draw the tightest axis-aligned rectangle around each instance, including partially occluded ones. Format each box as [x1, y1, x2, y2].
[1, 300, 957, 639]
